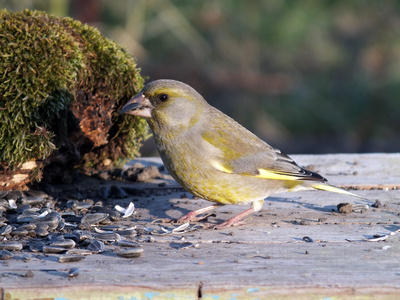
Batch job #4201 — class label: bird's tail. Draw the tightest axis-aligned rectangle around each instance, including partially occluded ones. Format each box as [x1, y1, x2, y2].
[312, 183, 367, 199]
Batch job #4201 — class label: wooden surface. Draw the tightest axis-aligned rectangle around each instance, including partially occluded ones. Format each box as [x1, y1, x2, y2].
[1, 153, 400, 300]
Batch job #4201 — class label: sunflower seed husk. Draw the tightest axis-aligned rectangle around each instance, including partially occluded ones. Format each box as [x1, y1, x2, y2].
[59, 255, 85, 263]
[0, 249, 14, 260]
[37, 210, 49, 218]
[0, 242, 23, 251]
[172, 223, 190, 233]
[123, 202, 135, 218]
[115, 202, 135, 217]
[367, 234, 388, 242]
[87, 240, 105, 253]
[302, 236, 314, 243]
[67, 267, 81, 277]
[116, 248, 144, 258]
[8, 199, 18, 209]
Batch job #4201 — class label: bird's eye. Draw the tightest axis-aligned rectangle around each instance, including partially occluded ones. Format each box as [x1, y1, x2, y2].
[158, 93, 169, 102]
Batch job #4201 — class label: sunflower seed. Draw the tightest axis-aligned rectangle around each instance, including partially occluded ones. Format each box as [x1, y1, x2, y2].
[34, 213, 60, 231]
[110, 185, 128, 198]
[67, 200, 78, 209]
[99, 225, 124, 231]
[21, 196, 45, 205]
[87, 240, 105, 253]
[26, 190, 49, 198]
[0, 249, 14, 260]
[0, 242, 23, 251]
[50, 239, 76, 249]
[6, 191, 24, 201]
[81, 213, 109, 225]
[108, 211, 121, 221]
[117, 240, 142, 248]
[353, 204, 369, 213]
[19, 223, 36, 230]
[116, 248, 144, 258]
[116, 229, 137, 238]
[42, 246, 67, 254]
[59, 255, 85, 263]
[29, 241, 45, 252]
[16, 215, 37, 223]
[66, 248, 94, 256]
[0, 225, 12, 235]
[11, 228, 28, 237]
[93, 232, 121, 242]
[72, 230, 92, 241]
[35, 224, 49, 237]
[97, 186, 111, 199]
[71, 200, 94, 210]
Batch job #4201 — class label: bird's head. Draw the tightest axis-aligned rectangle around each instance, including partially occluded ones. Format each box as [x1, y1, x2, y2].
[120, 79, 207, 132]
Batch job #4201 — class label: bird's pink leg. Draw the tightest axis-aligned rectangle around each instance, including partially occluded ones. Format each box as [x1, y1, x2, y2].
[211, 206, 256, 230]
[178, 204, 221, 222]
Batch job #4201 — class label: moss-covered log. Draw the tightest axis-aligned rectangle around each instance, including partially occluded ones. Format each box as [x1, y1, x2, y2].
[0, 9, 149, 190]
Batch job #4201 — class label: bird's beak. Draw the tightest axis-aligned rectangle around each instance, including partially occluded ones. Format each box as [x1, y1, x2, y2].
[120, 93, 154, 118]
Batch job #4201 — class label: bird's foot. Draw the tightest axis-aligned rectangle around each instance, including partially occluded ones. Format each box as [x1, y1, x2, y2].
[177, 212, 215, 223]
[209, 219, 246, 230]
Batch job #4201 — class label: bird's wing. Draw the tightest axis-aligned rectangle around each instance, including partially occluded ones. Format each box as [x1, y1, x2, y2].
[201, 111, 326, 182]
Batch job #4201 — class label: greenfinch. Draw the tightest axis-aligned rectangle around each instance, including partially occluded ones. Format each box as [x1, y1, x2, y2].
[120, 79, 362, 229]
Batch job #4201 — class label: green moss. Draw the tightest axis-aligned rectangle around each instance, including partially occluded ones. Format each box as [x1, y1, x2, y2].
[0, 9, 148, 183]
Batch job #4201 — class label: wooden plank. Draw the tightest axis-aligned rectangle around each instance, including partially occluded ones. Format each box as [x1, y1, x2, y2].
[1, 153, 400, 299]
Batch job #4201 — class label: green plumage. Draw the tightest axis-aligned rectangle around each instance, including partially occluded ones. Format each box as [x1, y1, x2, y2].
[121, 79, 363, 228]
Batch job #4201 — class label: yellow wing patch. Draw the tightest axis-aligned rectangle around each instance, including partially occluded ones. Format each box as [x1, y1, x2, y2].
[256, 169, 304, 181]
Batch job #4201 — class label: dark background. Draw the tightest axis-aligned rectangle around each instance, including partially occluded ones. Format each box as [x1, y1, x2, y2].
[3, 0, 400, 155]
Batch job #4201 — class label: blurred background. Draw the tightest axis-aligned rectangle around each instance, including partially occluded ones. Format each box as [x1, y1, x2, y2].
[2, 0, 400, 155]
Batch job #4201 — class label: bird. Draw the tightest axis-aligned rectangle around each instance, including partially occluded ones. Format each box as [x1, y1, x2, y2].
[120, 79, 363, 229]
